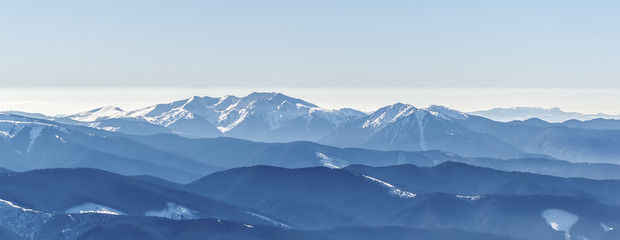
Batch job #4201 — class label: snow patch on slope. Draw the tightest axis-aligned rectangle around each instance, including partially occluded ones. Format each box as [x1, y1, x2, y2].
[456, 195, 483, 201]
[414, 111, 428, 151]
[26, 126, 44, 153]
[601, 223, 614, 232]
[217, 108, 249, 133]
[542, 209, 579, 240]
[0, 117, 68, 143]
[361, 175, 416, 198]
[65, 203, 125, 215]
[0, 199, 43, 214]
[316, 152, 349, 169]
[0, 118, 63, 149]
[55, 135, 67, 143]
[145, 202, 197, 220]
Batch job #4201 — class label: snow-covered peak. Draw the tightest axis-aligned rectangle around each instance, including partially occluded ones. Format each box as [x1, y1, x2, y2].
[118, 92, 329, 133]
[56, 93, 470, 139]
[230, 92, 318, 130]
[214, 95, 240, 110]
[246, 92, 318, 108]
[362, 103, 419, 129]
[69, 106, 126, 122]
[425, 105, 468, 120]
[360, 103, 469, 131]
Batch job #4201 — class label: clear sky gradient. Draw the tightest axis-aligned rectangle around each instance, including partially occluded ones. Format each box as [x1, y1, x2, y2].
[1, 1, 619, 114]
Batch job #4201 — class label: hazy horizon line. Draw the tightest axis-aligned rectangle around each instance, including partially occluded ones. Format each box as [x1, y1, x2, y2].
[1, 87, 619, 116]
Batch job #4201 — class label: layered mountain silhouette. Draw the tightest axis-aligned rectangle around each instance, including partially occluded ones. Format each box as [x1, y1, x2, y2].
[1, 166, 619, 240]
[2, 92, 620, 240]
[2, 109, 620, 183]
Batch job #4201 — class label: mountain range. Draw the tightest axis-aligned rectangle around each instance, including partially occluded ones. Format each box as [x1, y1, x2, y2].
[2, 92, 620, 240]
[4, 92, 620, 164]
[2, 111, 619, 183]
[62, 92, 365, 142]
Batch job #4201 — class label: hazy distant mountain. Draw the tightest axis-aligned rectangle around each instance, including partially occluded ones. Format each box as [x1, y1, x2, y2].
[127, 133, 620, 180]
[458, 115, 620, 164]
[124, 133, 464, 170]
[471, 107, 620, 123]
[319, 103, 620, 163]
[0, 113, 223, 183]
[320, 103, 529, 159]
[460, 157, 620, 180]
[509, 118, 620, 131]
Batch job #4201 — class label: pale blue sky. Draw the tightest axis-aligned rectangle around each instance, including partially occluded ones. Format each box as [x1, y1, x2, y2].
[1, 1, 619, 88]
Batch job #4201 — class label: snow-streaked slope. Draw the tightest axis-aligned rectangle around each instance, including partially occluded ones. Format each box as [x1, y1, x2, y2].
[0, 114, 68, 141]
[361, 103, 418, 132]
[321, 103, 525, 159]
[359, 174, 416, 198]
[358, 103, 469, 135]
[121, 92, 321, 132]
